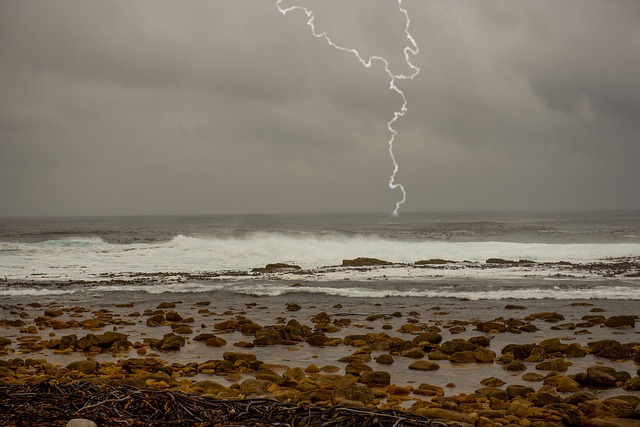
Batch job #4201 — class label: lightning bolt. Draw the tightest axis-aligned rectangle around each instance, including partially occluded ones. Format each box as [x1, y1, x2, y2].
[276, 0, 420, 216]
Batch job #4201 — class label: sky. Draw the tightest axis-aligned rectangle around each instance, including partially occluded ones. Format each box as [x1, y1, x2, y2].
[1, 0, 639, 217]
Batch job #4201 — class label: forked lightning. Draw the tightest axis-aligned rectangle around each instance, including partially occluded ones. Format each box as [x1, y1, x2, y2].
[276, 0, 420, 216]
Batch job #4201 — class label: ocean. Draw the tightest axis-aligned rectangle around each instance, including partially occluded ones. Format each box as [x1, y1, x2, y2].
[1, 210, 639, 301]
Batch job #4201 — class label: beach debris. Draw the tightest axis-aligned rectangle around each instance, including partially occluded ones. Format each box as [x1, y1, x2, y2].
[0, 381, 436, 427]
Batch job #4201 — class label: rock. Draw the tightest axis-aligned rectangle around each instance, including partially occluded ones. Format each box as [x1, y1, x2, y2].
[586, 418, 640, 427]
[252, 263, 302, 273]
[345, 362, 372, 376]
[205, 336, 227, 347]
[481, 377, 506, 387]
[589, 340, 632, 359]
[306, 333, 329, 347]
[544, 375, 581, 392]
[503, 343, 535, 359]
[223, 352, 257, 364]
[66, 420, 97, 427]
[334, 385, 375, 404]
[401, 348, 425, 359]
[449, 351, 477, 363]
[285, 303, 301, 312]
[502, 360, 527, 371]
[214, 320, 240, 331]
[375, 354, 394, 365]
[588, 367, 618, 387]
[475, 347, 496, 363]
[440, 339, 475, 354]
[522, 372, 545, 382]
[623, 377, 640, 391]
[477, 321, 507, 333]
[507, 384, 535, 399]
[412, 332, 442, 345]
[0, 337, 11, 347]
[419, 408, 477, 425]
[150, 334, 185, 351]
[66, 360, 99, 373]
[408, 360, 440, 371]
[476, 387, 510, 401]
[254, 328, 283, 346]
[358, 371, 391, 386]
[604, 315, 637, 328]
[539, 338, 567, 354]
[341, 257, 392, 267]
[563, 390, 599, 405]
[545, 403, 582, 427]
[535, 359, 569, 372]
[194, 380, 227, 394]
[530, 312, 565, 322]
[524, 347, 547, 362]
[146, 314, 165, 327]
[171, 325, 193, 335]
[528, 386, 561, 406]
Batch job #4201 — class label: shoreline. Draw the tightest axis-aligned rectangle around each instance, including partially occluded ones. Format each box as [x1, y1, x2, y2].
[1, 289, 639, 426]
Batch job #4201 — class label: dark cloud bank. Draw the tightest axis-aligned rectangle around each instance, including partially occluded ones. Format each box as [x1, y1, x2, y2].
[1, 0, 639, 216]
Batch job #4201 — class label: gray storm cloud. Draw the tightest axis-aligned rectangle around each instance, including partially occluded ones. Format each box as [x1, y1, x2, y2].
[1, 0, 639, 216]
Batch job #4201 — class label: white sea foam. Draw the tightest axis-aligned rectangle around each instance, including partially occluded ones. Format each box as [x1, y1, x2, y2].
[1, 232, 639, 281]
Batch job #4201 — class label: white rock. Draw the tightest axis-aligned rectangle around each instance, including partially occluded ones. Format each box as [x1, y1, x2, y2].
[66, 419, 97, 427]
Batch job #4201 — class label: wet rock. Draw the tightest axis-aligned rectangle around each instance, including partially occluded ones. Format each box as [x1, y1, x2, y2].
[529, 312, 565, 322]
[539, 338, 567, 354]
[344, 362, 372, 376]
[507, 384, 535, 399]
[440, 339, 475, 354]
[477, 321, 507, 333]
[536, 359, 569, 372]
[408, 360, 440, 371]
[341, 257, 392, 267]
[150, 333, 185, 351]
[252, 263, 301, 273]
[375, 354, 394, 365]
[502, 360, 527, 371]
[544, 375, 581, 392]
[502, 343, 535, 359]
[623, 377, 640, 391]
[205, 336, 227, 347]
[334, 384, 375, 404]
[604, 315, 637, 328]
[306, 333, 329, 347]
[358, 371, 391, 386]
[285, 303, 301, 312]
[411, 332, 443, 345]
[476, 387, 510, 401]
[587, 366, 618, 387]
[586, 418, 640, 427]
[66, 360, 99, 373]
[223, 352, 257, 365]
[481, 377, 506, 387]
[545, 403, 582, 427]
[528, 386, 561, 406]
[524, 347, 547, 362]
[401, 348, 425, 359]
[475, 347, 496, 363]
[449, 351, 477, 364]
[146, 314, 165, 327]
[589, 340, 632, 359]
[419, 408, 477, 425]
[0, 337, 12, 347]
[214, 320, 240, 331]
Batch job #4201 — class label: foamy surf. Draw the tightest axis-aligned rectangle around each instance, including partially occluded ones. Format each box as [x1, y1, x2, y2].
[2, 232, 640, 282]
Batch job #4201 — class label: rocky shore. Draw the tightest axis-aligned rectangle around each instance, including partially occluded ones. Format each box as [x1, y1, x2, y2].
[1, 290, 639, 426]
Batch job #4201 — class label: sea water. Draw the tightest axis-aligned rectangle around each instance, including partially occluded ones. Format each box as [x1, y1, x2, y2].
[1, 210, 639, 301]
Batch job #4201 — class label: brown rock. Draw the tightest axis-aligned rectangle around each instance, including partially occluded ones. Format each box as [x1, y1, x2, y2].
[449, 351, 477, 363]
[66, 360, 99, 373]
[604, 315, 637, 328]
[408, 360, 440, 371]
[401, 348, 425, 359]
[341, 257, 392, 267]
[480, 377, 506, 387]
[358, 371, 391, 386]
[375, 354, 394, 365]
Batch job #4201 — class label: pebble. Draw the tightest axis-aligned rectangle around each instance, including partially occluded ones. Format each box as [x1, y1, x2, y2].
[67, 419, 97, 427]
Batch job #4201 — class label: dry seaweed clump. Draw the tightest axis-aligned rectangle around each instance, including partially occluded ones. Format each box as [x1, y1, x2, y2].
[0, 381, 435, 427]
